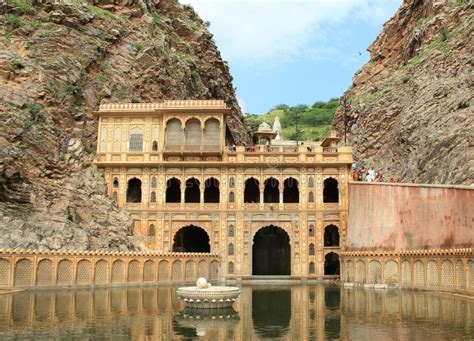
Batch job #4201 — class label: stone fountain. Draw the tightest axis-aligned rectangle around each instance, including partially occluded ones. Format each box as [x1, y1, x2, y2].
[176, 277, 241, 309]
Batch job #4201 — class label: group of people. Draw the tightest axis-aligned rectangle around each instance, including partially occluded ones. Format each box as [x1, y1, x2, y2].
[352, 162, 397, 183]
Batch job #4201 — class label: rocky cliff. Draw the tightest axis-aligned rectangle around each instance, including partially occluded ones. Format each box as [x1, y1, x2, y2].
[333, 0, 473, 185]
[0, 0, 250, 251]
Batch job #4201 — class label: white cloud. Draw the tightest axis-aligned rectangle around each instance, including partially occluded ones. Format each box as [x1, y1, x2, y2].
[181, 0, 401, 67]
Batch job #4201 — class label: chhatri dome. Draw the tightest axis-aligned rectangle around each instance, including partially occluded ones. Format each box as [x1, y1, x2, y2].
[257, 121, 272, 132]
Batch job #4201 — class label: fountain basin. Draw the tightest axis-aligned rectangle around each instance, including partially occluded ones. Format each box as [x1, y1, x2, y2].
[177, 280, 241, 309]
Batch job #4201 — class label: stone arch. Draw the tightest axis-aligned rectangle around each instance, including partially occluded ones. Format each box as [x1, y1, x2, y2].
[172, 225, 210, 253]
[95, 259, 109, 285]
[14, 258, 33, 287]
[244, 177, 260, 203]
[324, 225, 339, 247]
[185, 177, 200, 203]
[126, 177, 142, 203]
[253, 225, 291, 275]
[128, 127, 143, 152]
[355, 260, 365, 283]
[367, 260, 382, 284]
[57, 259, 73, 285]
[185, 261, 195, 281]
[441, 260, 454, 288]
[309, 262, 315, 274]
[204, 118, 220, 147]
[158, 260, 169, 281]
[0, 258, 9, 288]
[76, 259, 91, 285]
[113, 177, 119, 188]
[165, 118, 183, 147]
[401, 260, 410, 286]
[309, 243, 315, 256]
[384, 260, 399, 284]
[228, 262, 234, 274]
[112, 260, 125, 283]
[456, 260, 465, 289]
[185, 118, 202, 147]
[204, 177, 219, 203]
[427, 260, 438, 287]
[172, 260, 182, 281]
[198, 260, 208, 278]
[467, 260, 474, 290]
[210, 260, 219, 281]
[308, 224, 315, 237]
[166, 177, 181, 203]
[323, 177, 339, 203]
[228, 243, 234, 256]
[143, 260, 155, 282]
[152, 140, 158, 151]
[128, 260, 140, 282]
[36, 259, 53, 286]
[263, 177, 279, 203]
[346, 260, 354, 282]
[283, 177, 299, 203]
[324, 252, 340, 275]
[413, 260, 425, 287]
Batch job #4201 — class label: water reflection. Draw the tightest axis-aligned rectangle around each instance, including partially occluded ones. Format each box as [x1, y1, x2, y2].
[0, 285, 472, 340]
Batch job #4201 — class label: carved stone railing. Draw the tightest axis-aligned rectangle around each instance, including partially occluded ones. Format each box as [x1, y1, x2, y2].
[0, 249, 221, 290]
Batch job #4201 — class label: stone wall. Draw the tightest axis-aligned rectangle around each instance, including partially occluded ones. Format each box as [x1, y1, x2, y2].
[0, 249, 220, 290]
[340, 249, 473, 295]
[346, 183, 473, 251]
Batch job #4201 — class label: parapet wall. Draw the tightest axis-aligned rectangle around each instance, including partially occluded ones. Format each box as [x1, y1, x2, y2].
[346, 182, 474, 251]
[0, 249, 220, 290]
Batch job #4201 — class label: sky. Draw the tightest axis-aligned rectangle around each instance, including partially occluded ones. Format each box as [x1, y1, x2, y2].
[181, 0, 402, 114]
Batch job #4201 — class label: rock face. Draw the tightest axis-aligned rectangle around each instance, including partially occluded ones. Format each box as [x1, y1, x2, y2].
[333, 0, 473, 185]
[0, 0, 250, 251]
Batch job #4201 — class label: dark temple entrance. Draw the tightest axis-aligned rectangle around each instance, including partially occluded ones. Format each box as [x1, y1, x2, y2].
[172, 225, 210, 253]
[252, 225, 290, 275]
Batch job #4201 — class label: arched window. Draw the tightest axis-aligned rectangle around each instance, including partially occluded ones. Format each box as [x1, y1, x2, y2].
[308, 176, 314, 188]
[185, 118, 202, 147]
[113, 177, 119, 188]
[309, 224, 315, 237]
[166, 178, 181, 203]
[229, 192, 235, 203]
[324, 252, 340, 275]
[112, 191, 118, 201]
[204, 177, 219, 203]
[128, 127, 143, 152]
[126, 178, 142, 203]
[150, 191, 156, 203]
[228, 243, 234, 256]
[244, 178, 260, 203]
[151, 176, 157, 188]
[152, 140, 158, 151]
[185, 178, 200, 203]
[204, 118, 220, 147]
[264, 177, 279, 203]
[309, 262, 315, 274]
[283, 177, 299, 203]
[309, 243, 315, 255]
[308, 191, 314, 203]
[229, 177, 235, 188]
[228, 262, 234, 274]
[165, 119, 183, 148]
[228, 225, 235, 237]
[148, 224, 155, 237]
[323, 177, 339, 203]
[324, 225, 340, 247]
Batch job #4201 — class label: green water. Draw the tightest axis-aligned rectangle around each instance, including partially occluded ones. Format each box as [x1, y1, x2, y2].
[0, 284, 472, 340]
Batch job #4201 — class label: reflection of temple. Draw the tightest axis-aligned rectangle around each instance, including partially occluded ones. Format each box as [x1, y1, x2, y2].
[0, 286, 472, 340]
[94, 100, 352, 278]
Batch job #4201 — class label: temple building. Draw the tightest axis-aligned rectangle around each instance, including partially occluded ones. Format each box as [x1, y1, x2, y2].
[94, 100, 352, 279]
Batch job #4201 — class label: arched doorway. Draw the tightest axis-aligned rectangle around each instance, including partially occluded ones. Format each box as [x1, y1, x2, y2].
[324, 252, 340, 275]
[324, 225, 340, 247]
[263, 177, 279, 203]
[204, 177, 219, 203]
[244, 178, 260, 203]
[323, 177, 339, 203]
[172, 226, 210, 253]
[253, 225, 290, 275]
[126, 178, 142, 203]
[283, 177, 299, 203]
[185, 178, 200, 203]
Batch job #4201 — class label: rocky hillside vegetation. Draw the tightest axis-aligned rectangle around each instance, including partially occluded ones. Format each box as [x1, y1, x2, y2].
[0, 0, 249, 250]
[333, 0, 472, 184]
